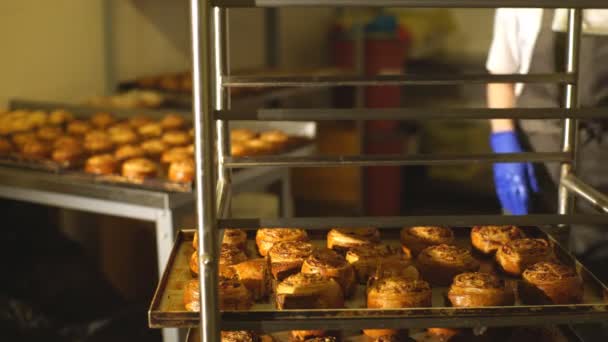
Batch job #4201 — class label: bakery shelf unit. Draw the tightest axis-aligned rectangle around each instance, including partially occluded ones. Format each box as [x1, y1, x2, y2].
[166, 1, 608, 342]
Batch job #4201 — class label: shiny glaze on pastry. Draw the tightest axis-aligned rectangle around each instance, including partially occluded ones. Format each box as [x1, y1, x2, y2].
[138, 122, 163, 138]
[85, 154, 117, 175]
[471, 225, 525, 255]
[53, 135, 81, 150]
[520, 262, 583, 304]
[495, 239, 554, 276]
[220, 243, 248, 266]
[84, 135, 114, 154]
[230, 258, 272, 300]
[140, 139, 168, 157]
[260, 130, 289, 147]
[301, 248, 356, 297]
[161, 147, 191, 164]
[37, 126, 63, 141]
[168, 158, 195, 183]
[372, 259, 419, 283]
[160, 113, 186, 130]
[345, 244, 402, 284]
[121, 158, 158, 180]
[109, 127, 138, 145]
[327, 227, 381, 254]
[221, 331, 259, 342]
[183, 275, 253, 311]
[448, 272, 515, 307]
[268, 240, 314, 280]
[115, 144, 145, 162]
[162, 130, 191, 146]
[244, 139, 274, 155]
[275, 273, 344, 310]
[417, 244, 480, 286]
[52, 145, 84, 164]
[223, 229, 248, 251]
[255, 228, 308, 257]
[400, 226, 454, 256]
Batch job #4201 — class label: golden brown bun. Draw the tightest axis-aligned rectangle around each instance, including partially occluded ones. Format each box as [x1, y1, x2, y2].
[128, 115, 153, 128]
[275, 272, 344, 310]
[183, 275, 253, 311]
[49, 109, 74, 125]
[109, 127, 138, 145]
[183, 279, 200, 312]
[21, 140, 51, 159]
[162, 130, 191, 147]
[327, 227, 381, 254]
[301, 248, 356, 297]
[255, 228, 308, 257]
[448, 272, 515, 307]
[268, 240, 314, 280]
[290, 331, 330, 342]
[220, 243, 248, 269]
[471, 225, 525, 255]
[520, 262, 583, 304]
[12, 132, 37, 148]
[0, 138, 12, 155]
[168, 158, 195, 183]
[221, 331, 259, 342]
[345, 244, 403, 284]
[140, 139, 168, 157]
[85, 154, 117, 175]
[230, 258, 272, 300]
[161, 147, 190, 164]
[138, 122, 163, 138]
[53, 136, 81, 150]
[91, 112, 116, 128]
[115, 144, 145, 162]
[244, 139, 275, 155]
[231, 143, 249, 157]
[84, 135, 114, 154]
[161, 113, 185, 130]
[400, 226, 454, 257]
[223, 229, 248, 251]
[417, 244, 480, 286]
[121, 158, 158, 180]
[260, 130, 289, 150]
[67, 120, 93, 136]
[495, 239, 555, 276]
[52, 145, 84, 164]
[230, 129, 257, 142]
[365, 278, 432, 338]
[37, 126, 63, 141]
[189, 251, 199, 275]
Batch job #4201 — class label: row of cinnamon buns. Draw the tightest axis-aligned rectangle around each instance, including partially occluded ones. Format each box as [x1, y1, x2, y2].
[185, 226, 583, 342]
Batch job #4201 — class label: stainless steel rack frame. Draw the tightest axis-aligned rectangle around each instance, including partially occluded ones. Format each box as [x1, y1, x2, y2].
[188, 2, 608, 342]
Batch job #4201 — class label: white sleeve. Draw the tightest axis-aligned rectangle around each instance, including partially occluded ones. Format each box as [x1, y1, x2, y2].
[486, 9, 521, 74]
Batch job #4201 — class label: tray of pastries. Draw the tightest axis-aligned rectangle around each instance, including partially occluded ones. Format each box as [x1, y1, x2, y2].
[0, 108, 313, 192]
[149, 226, 608, 340]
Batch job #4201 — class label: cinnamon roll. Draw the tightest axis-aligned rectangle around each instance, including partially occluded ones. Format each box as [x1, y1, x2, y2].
[400, 226, 454, 257]
[222, 229, 248, 252]
[268, 240, 314, 280]
[345, 244, 402, 284]
[275, 273, 344, 310]
[221, 331, 259, 342]
[417, 245, 480, 286]
[255, 228, 308, 257]
[495, 239, 555, 276]
[471, 225, 525, 255]
[220, 244, 248, 269]
[373, 259, 419, 282]
[326, 227, 380, 254]
[231, 258, 272, 300]
[219, 274, 253, 310]
[365, 277, 432, 338]
[448, 272, 514, 307]
[520, 262, 583, 304]
[301, 248, 356, 297]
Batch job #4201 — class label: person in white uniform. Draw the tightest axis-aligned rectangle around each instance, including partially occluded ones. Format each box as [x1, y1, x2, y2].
[487, 9, 608, 266]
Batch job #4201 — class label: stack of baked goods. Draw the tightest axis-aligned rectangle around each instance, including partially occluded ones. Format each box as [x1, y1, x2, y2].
[183, 225, 584, 342]
[0, 109, 302, 187]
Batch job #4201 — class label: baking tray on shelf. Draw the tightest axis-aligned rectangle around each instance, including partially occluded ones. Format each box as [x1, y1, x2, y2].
[149, 228, 608, 331]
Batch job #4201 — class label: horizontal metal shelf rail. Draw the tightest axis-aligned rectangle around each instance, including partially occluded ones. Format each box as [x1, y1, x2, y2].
[213, 0, 608, 8]
[216, 107, 608, 121]
[223, 73, 573, 87]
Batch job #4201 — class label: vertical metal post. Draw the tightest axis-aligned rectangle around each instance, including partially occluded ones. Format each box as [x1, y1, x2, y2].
[265, 8, 280, 68]
[214, 7, 230, 186]
[190, 1, 220, 342]
[559, 9, 582, 215]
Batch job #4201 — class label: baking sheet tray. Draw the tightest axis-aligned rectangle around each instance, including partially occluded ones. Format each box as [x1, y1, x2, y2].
[149, 228, 608, 331]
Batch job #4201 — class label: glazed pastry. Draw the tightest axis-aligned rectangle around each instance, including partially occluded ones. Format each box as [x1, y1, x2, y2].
[161, 113, 185, 130]
[84, 130, 110, 141]
[301, 248, 356, 297]
[220, 243, 248, 269]
[218, 274, 253, 310]
[183, 279, 201, 312]
[327, 227, 380, 254]
[107, 122, 133, 135]
[290, 331, 334, 342]
[520, 262, 583, 304]
[12, 132, 37, 147]
[114, 144, 145, 162]
[85, 154, 117, 175]
[255, 228, 308, 257]
[84, 135, 114, 154]
[230, 129, 257, 142]
[0, 138, 12, 155]
[48, 109, 73, 125]
[373, 259, 419, 282]
[53, 136, 81, 150]
[260, 130, 289, 148]
[37, 126, 63, 141]
[121, 158, 158, 180]
[301, 337, 337, 342]
[189, 250, 199, 276]
[417, 244, 480, 286]
[231, 143, 249, 157]
[448, 272, 515, 307]
[221, 331, 259, 342]
[276, 272, 344, 310]
[138, 122, 163, 138]
[67, 120, 93, 136]
[471, 225, 526, 255]
[400, 226, 454, 257]
[244, 139, 274, 155]
[162, 130, 191, 146]
[21, 140, 51, 159]
[345, 244, 403, 284]
[222, 228, 248, 251]
[91, 112, 116, 128]
[268, 240, 314, 280]
[495, 238, 555, 276]
[109, 127, 138, 145]
[365, 278, 432, 338]
[128, 114, 153, 128]
[168, 158, 195, 183]
[231, 258, 272, 300]
[52, 145, 84, 164]
[161, 147, 191, 164]
[141, 139, 167, 158]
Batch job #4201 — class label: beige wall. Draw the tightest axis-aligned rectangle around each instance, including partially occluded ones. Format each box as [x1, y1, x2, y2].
[0, 0, 106, 109]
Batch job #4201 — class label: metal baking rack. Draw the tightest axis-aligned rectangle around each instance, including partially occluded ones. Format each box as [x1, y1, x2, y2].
[178, 1, 608, 342]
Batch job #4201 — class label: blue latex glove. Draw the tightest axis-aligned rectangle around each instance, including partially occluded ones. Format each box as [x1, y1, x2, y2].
[491, 131, 540, 215]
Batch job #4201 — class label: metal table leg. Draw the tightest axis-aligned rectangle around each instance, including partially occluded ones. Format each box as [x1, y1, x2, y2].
[155, 209, 176, 275]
